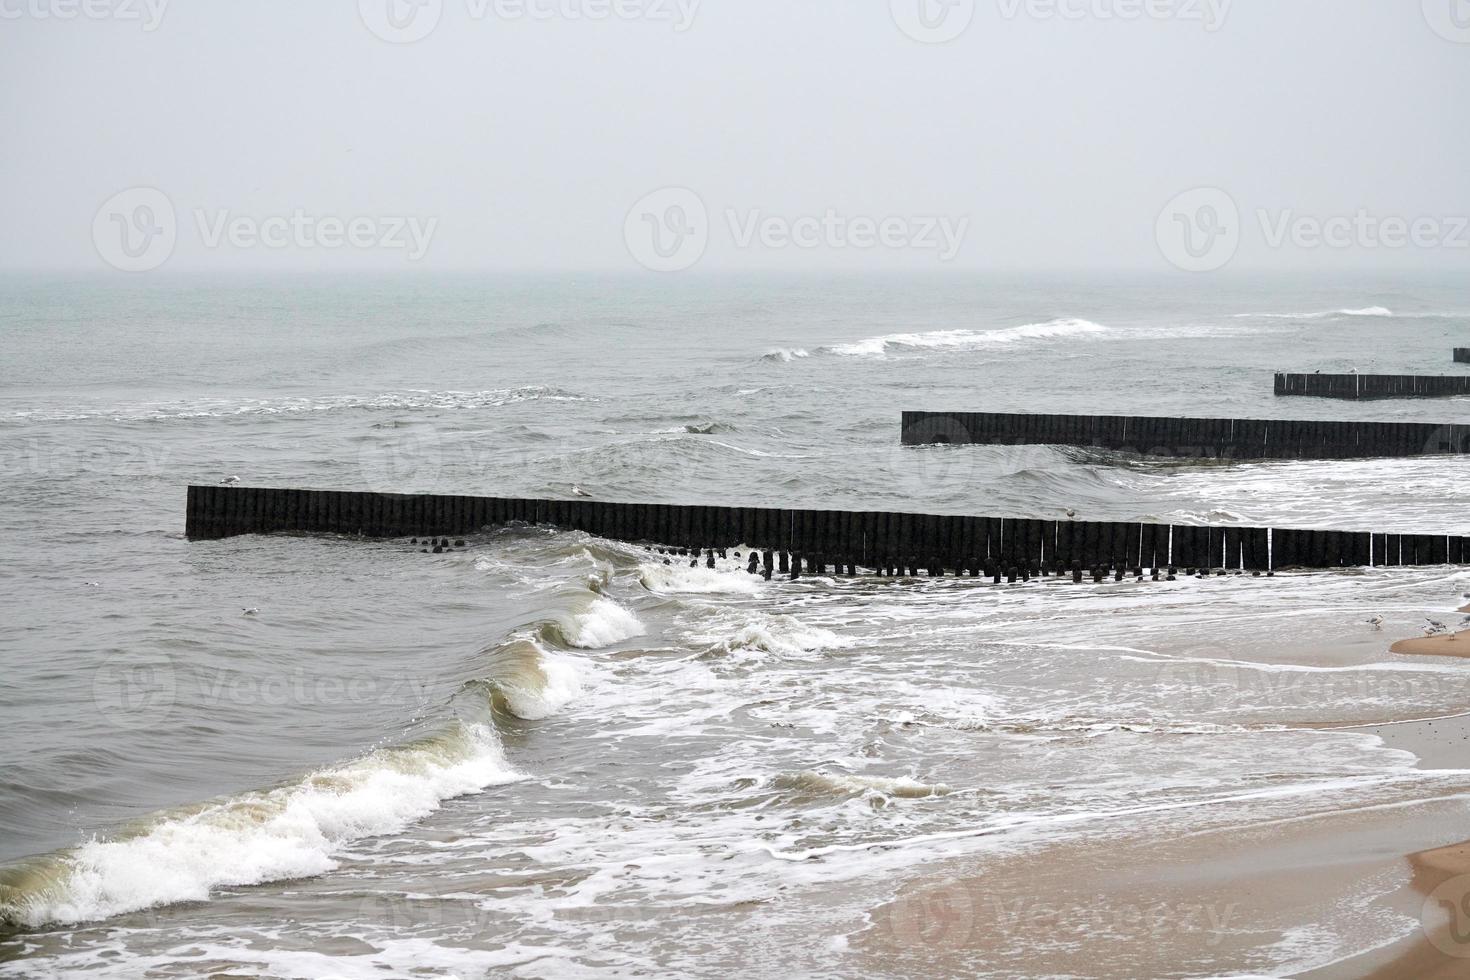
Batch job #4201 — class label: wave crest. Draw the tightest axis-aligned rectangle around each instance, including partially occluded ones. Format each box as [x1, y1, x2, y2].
[818, 318, 1108, 358]
[0, 722, 522, 930]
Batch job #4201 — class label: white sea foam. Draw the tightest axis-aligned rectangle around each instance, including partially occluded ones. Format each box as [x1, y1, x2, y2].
[693, 611, 849, 659]
[821, 318, 1108, 358]
[760, 347, 811, 362]
[0, 723, 524, 929]
[1232, 307, 1394, 320]
[638, 563, 764, 595]
[484, 638, 588, 720]
[557, 597, 646, 649]
[10, 386, 585, 423]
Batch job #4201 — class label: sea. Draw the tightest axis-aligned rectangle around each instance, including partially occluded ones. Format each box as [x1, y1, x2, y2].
[2, 270, 1469, 978]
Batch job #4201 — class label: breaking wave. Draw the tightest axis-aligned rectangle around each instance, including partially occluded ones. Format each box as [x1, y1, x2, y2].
[1232, 307, 1394, 320]
[817, 318, 1109, 358]
[480, 638, 586, 722]
[541, 596, 646, 650]
[0, 722, 523, 930]
[638, 562, 765, 595]
[760, 348, 811, 363]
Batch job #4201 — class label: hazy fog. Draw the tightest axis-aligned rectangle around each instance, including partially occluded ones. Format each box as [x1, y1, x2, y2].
[3, 0, 1467, 271]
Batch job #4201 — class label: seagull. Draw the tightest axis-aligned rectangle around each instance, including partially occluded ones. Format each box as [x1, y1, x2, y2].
[1427, 618, 1449, 631]
[1365, 615, 1384, 629]
[571, 485, 592, 498]
[241, 607, 259, 616]
[1065, 509, 1077, 520]
[220, 475, 241, 485]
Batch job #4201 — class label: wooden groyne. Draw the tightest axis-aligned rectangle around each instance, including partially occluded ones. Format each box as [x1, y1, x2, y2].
[900, 412, 1470, 459]
[1275, 373, 1470, 400]
[186, 486, 1470, 574]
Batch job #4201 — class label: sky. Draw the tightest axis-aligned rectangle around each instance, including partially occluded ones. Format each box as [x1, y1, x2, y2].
[2, 0, 1468, 273]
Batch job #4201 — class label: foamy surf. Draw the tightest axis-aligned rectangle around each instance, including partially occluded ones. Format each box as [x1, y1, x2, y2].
[639, 562, 764, 595]
[693, 611, 849, 659]
[481, 638, 587, 721]
[818, 318, 1108, 358]
[9, 386, 586, 423]
[1232, 307, 1394, 320]
[0, 722, 523, 930]
[772, 771, 953, 801]
[543, 596, 646, 649]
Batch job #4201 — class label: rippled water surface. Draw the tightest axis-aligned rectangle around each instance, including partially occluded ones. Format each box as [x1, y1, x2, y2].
[2, 271, 1470, 978]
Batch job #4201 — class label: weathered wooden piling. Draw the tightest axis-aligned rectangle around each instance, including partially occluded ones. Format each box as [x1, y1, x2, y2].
[901, 411, 1470, 459]
[184, 487, 1470, 574]
[1455, 349, 1470, 364]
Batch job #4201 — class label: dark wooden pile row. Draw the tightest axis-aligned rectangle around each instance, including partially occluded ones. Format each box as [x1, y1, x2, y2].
[900, 411, 1470, 459]
[1275, 373, 1470, 399]
[185, 486, 1469, 574]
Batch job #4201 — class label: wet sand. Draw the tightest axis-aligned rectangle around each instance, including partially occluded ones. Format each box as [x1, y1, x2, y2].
[1391, 630, 1470, 658]
[849, 705, 1470, 978]
[1295, 712, 1470, 978]
[852, 796, 1470, 979]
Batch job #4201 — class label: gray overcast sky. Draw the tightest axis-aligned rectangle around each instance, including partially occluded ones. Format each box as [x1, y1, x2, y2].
[3, 0, 1468, 272]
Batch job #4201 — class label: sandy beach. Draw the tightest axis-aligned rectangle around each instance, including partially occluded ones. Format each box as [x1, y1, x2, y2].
[1391, 631, 1470, 658]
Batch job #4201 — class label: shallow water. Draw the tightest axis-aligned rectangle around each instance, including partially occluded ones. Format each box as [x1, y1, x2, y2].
[2, 270, 1470, 977]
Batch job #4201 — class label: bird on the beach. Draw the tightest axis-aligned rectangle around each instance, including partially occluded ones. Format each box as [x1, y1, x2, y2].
[220, 475, 240, 485]
[1365, 615, 1384, 629]
[571, 485, 592, 497]
[1427, 618, 1449, 631]
[241, 607, 259, 616]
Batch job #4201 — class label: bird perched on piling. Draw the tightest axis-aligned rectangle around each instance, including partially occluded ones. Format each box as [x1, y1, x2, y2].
[220, 475, 241, 485]
[1365, 615, 1384, 629]
[571, 485, 592, 497]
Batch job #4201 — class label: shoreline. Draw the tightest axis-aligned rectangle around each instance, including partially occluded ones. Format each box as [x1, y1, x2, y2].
[1297, 711, 1470, 978]
[1390, 629, 1470, 658]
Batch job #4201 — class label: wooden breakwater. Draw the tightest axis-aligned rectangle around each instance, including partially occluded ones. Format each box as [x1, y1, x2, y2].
[1275, 373, 1470, 400]
[185, 486, 1470, 573]
[900, 412, 1470, 459]
[1455, 349, 1470, 364]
